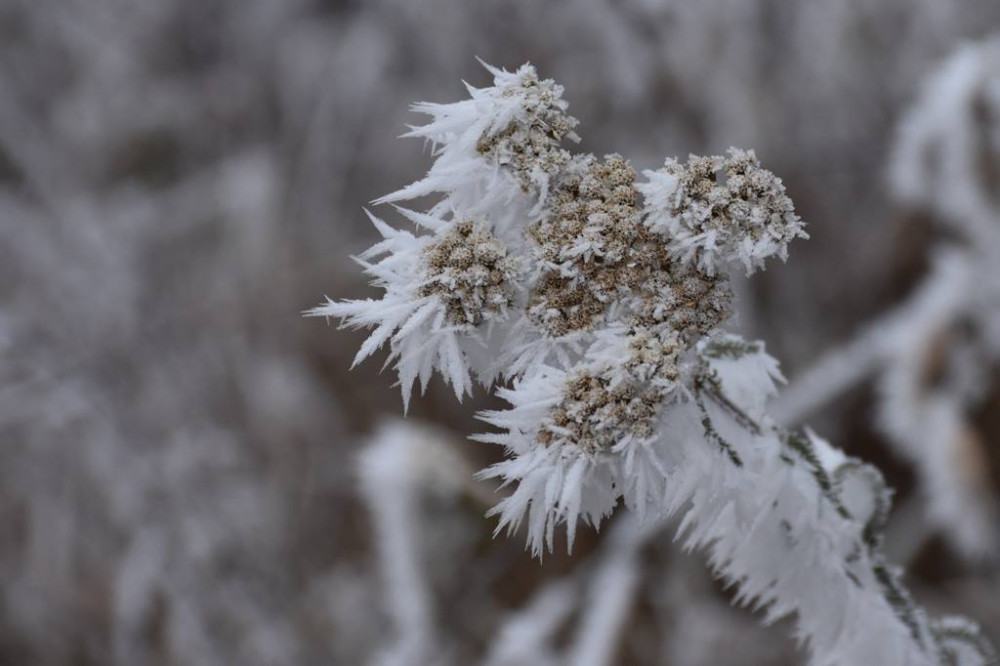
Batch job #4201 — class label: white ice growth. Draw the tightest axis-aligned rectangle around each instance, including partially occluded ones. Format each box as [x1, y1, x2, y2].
[377, 61, 578, 240]
[780, 36, 1000, 562]
[877, 250, 1000, 556]
[358, 420, 477, 666]
[474, 362, 666, 555]
[307, 211, 473, 408]
[891, 36, 1000, 249]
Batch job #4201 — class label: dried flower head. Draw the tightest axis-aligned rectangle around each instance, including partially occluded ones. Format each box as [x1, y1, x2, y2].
[637, 262, 734, 342]
[475, 64, 580, 191]
[640, 148, 807, 275]
[538, 370, 661, 454]
[419, 219, 517, 327]
[527, 154, 646, 336]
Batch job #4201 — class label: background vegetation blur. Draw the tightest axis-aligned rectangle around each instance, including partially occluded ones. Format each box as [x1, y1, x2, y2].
[2, 0, 999, 663]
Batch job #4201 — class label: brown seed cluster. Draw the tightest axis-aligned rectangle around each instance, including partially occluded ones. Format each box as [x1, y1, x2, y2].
[638, 264, 734, 344]
[624, 328, 682, 383]
[419, 219, 516, 327]
[657, 148, 801, 268]
[537, 327, 687, 454]
[520, 154, 738, 453]
[528, 154, 649, 336]
[475, 70, 579, 190]
[721, 148, 799, 241]
[537, 371, 661, 454]
[467, 86, 774, 455]
[525, 153, 735, 343]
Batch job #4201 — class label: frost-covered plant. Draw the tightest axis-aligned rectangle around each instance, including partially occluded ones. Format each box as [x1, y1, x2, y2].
[310, 62, 995, 665]
[358, 421, 483, 666]
[776, 37, 1000, 559]
[883, 37, 1000, 557]
[892, 37, 1000, 247]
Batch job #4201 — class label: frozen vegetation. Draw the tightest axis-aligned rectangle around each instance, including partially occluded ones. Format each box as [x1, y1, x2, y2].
[2, 0, 1000, 664]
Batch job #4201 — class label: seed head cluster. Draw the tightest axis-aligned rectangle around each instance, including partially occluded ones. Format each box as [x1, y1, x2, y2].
[419, 219, 517, 327]
[646, 148, 805, 274]
[322, 64, 804, 459]
[475, 68, 579, 190]
[637, 264, 733, 343]
[537, 371, 662, 454]
[624, 328, 682, 384]
[528, 154, 648, 336]
[514, 148, 743, 453]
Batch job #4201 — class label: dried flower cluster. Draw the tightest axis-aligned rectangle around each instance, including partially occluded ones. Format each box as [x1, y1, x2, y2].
[641, 148, 806, 275]
[474, 66, 579, 190]
[527, 154, 645, 336]
[419, 219, 517, 327]
[310, 62, 995, 666]
[537, 371, 660, 454]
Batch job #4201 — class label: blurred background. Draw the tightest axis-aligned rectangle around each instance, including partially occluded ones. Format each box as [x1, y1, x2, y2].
[2, 0, 1000, 664]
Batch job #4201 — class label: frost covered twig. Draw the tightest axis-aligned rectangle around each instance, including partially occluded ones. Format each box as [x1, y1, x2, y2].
[891, 37, 1000, 250]
[358, 420, 482, 666]
[564, 516, 650, 666]
[780, 37, 1000, 559]
[772, 252, 1000, 558]
[483, 514, 660, 666]
[481, 578, 577, 666]
[769, 310, 902, 426]
[311, 62, 995, 665]
[881, 37, 1000, 558]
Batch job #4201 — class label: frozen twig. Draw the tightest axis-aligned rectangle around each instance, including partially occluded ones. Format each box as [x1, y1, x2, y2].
[358, 420, 477, 666]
